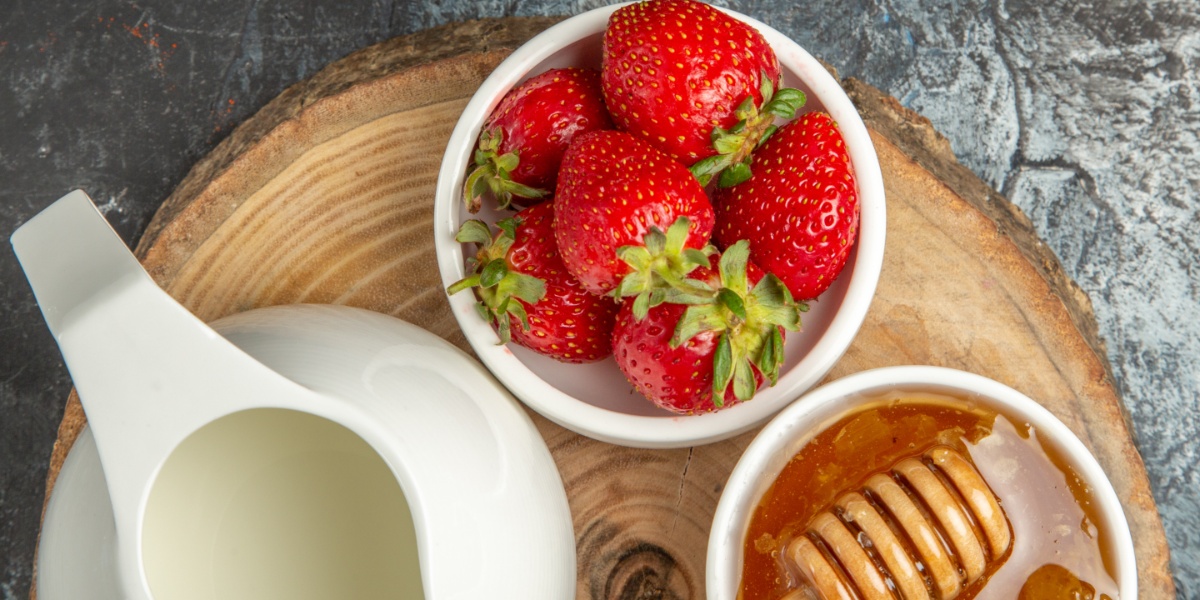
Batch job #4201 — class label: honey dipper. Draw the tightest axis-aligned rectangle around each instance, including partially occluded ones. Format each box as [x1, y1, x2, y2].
[782, 446, 1011, 600]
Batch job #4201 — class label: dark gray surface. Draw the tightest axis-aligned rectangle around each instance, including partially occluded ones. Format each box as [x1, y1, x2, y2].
[2, 1, 1196, 598]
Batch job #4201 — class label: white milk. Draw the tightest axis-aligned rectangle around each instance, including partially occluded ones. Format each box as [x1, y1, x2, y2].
[142, 408, 424, 599]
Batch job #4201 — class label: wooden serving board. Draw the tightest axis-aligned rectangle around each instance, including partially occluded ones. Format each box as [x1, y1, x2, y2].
[38, 17, 1174, 599]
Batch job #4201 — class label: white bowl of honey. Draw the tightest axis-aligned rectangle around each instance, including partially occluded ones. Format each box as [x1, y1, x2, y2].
[708, 366, 1136, 600]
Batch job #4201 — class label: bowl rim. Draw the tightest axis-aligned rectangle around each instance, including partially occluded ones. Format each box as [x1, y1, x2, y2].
[705, 365, 1138, 599]
[433, 3, 887, 448]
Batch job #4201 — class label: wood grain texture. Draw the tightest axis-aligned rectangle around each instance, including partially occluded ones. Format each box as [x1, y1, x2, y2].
[37, 17, 1173, 600]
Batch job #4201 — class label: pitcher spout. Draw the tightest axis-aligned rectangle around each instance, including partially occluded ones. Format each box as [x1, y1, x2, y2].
[12, 190, 314, 600]
[13, 190, 149, 336]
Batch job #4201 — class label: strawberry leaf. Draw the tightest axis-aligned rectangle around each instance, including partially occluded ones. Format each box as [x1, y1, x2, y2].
[644, 224, 667, 256]
[495, 299, 514, 344]
[750, 274, 803, 331]
[711, 332, 733, 407]
[718, 161, 753, 187]
[494, 152, 519, 174]
[630, 288, 670, 320]
[674, 238, 811, 405]
[478, 128, 502, 153]
[480, 259, 508, 287]
[463, 168, 489, 213]
[710, 124, 731, 145]
[499, 180, 549, 203]
[758, 73, 774, 107]
[764, 88, 807, 119]
[648, 288, 667, 308]
[612, 269, 649, 300]
[750, 274, 785, 306]
[718, 241, 751, 294]
[664, 217, 691, 255]
[447, 274, 481, 296]
[661, 287, 716, 306]
[446, 216, 547, 345]
[756, 125, 778, 149]
[717, 288, 746, 322]
[684, 247, 713, 266]
[714, 133, 743, 156]
[462, 128, 548, 212]
[706, 71, 810, 189]
[502, 272, 546, 305]
[689, 154, 732, 187]
[614, 216, 717, 313]
[455, 219, 494, 246]
[505, 298, 531, 332]
[757, 327, 785, 385]
[496, 217, 520, 240]
[616, 245, 654, 271]
[733, 96, 756, 121]
[671, 304, 724, 348]
[633, 292, 651, 320]
[732, 359, 756, 401]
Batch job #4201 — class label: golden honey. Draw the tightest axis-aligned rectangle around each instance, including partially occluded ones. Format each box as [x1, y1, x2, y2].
[739, 391, 1119, 600]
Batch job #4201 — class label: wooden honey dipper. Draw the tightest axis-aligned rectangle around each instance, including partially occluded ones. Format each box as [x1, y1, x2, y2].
[782, 446, 1012, 600]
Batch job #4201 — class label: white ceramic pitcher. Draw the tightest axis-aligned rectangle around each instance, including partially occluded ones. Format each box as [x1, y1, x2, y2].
[13, 190, 575, 600]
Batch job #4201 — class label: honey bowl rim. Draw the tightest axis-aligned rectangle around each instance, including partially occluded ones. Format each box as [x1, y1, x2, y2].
[706, 365, 1138, 599]
[432, 3, 886, 448]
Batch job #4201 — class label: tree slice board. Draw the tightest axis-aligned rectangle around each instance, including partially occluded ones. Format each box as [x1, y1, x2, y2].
[37, 17, 1174, 599]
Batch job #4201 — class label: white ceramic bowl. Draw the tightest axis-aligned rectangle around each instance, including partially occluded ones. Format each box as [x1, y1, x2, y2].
[707, 366, 1138, 599]
[433, 3, 886, 448]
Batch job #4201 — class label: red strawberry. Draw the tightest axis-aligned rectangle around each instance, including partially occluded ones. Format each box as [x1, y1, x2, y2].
[713, 111, 860, 300]
[612, 241, 807, 414]
[447, 202, 617, 363]
[554, 129, 715, 297]
[464, 67, 614, 212]
[601, 0, 805, 186]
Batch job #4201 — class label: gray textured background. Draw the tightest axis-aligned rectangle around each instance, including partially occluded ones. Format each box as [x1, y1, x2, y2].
[1, 0, 1196, 598]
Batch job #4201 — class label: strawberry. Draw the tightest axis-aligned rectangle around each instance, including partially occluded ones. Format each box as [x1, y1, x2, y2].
[447, 202, 617, 363]
[713, 111, 860, 300]
[464, 67, 614, 213]
[554, 129, 715, 298]
[601, 0, 805, 186]
[612, 240, 807, 414]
